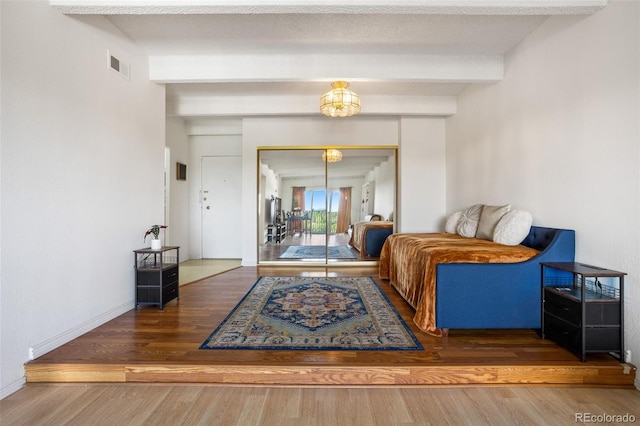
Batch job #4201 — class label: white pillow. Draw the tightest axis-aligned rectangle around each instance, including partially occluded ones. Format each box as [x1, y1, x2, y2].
[493, 209, 533, 246]
[445, 211, 462, 234]
[456, 204, 483, 238]
[476, 204, 511, 240]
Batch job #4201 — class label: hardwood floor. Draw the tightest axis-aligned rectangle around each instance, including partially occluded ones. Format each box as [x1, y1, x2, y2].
[3, 384, 640, 425]
[25, 266, 637, 388]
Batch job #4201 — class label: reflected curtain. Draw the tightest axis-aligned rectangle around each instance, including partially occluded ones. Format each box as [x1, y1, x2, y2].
[336, 187, 352, 233]
[292, 187, 305, 211]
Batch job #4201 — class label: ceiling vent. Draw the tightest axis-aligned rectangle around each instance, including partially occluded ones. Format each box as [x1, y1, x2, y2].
[107, 50, 130, 81]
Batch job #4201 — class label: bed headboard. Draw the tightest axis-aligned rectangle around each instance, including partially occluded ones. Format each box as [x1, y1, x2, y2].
[521, 226, 575, 259]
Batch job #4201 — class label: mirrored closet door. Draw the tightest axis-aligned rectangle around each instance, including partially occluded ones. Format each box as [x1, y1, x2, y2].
[258, 147, 397, 265]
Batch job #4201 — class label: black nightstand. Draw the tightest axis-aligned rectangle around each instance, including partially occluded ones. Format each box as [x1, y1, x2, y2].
[134, 246, 180, 310]
[541, 262, 625, 362]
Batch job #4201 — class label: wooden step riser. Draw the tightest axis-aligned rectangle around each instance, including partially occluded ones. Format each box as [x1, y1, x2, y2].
[26, 364, 637, 388]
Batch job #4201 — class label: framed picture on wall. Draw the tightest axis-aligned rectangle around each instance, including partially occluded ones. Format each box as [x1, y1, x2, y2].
[176, 162, 187, 181]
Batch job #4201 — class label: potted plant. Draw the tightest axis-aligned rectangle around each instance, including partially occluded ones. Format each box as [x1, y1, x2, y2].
[144, 225, 167, 250]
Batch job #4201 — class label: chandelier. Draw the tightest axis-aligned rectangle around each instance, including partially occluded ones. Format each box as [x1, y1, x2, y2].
[322, 149, 342, 163]
[320, 81, 361, 117]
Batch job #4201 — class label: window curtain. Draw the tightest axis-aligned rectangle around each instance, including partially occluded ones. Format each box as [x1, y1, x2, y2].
[291, 187, 305, 211]
[336, 187, 352, 233]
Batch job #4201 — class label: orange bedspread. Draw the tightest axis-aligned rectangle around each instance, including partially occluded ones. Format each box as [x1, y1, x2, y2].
[379, 233, 539, 336]
[349, 221, 393, 252]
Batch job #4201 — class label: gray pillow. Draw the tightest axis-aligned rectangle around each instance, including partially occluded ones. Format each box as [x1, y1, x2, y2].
[476, 204, 511, 240]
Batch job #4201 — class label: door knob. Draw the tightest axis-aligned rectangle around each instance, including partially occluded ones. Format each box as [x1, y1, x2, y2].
[206, 206, 210, 209]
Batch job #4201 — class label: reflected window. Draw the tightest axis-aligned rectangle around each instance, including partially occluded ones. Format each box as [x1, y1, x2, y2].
[304, 189, 340, 234]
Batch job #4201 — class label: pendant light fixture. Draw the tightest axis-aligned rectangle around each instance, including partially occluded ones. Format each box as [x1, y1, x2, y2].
[322, 149, 343, 163]
[320, 81, 361, 117]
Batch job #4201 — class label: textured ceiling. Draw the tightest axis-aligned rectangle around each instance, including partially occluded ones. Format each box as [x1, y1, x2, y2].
[52, 1, 607, 118]
[105, 13, 548, 55]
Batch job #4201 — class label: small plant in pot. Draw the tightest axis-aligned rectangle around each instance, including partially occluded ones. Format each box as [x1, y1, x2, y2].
[144, 225, 167, 250]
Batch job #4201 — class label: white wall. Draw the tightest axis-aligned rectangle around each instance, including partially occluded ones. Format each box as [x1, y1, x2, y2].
[166, 117, 190, 257]
[398, 117, 447, 233]
[0, 2, 166, 398]
[259, 162, 279, 241]
[446, 1, 639, 388]
[372, 157, 396, 221]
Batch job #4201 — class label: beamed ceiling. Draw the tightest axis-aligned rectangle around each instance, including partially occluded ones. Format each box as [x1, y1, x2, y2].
[51, 1, 607, 120]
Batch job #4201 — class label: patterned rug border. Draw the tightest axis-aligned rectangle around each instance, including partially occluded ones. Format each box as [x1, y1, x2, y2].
[200, 276, 423, 351]
[277, 245, 356, 259]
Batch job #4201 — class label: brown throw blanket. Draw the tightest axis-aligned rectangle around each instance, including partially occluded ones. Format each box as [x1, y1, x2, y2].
[379, 233, 539, 336]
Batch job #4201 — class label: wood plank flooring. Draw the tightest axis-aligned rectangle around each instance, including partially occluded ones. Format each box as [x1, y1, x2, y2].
[25, 266, 637, 388]
[3, 384, 640, 425]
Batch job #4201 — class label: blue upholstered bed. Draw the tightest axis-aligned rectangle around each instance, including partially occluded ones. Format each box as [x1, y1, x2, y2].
[380, 226, 575, 335]
[436, 226, 575, 331]
[349, 221, 394, 257]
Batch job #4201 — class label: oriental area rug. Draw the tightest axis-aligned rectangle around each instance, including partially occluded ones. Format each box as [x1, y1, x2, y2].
[278, 245, 356, 259]
[200, 276, 423, 351]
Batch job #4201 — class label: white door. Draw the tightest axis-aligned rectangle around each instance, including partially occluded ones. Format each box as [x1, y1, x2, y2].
[201, 156, 242, 258]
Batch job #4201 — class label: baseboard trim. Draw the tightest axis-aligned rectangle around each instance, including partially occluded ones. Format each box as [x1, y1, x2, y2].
[29, 300, 133, 361]
[1, 376, 26, 400]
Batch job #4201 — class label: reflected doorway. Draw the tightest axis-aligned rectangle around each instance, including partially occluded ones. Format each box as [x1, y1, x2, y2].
[258, 147, 396, 265]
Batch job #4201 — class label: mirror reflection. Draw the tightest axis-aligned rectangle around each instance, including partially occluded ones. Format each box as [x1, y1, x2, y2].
[258, 148, 396, 264]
